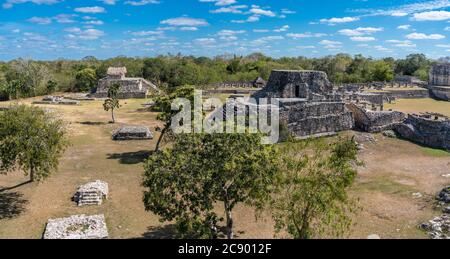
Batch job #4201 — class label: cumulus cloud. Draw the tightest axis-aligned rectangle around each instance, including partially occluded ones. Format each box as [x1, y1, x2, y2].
[320, 17, 359, 25]
[350, 36, 376, 42]
[406, 32, 445, 40]
[65, 27, 105, 40]
[74, 6, 106, 14]
[161, 17, 209, 27]
[412, 11, 450, 21]
[3, 0, 60, 9]
[338, 27, 383, 36]
[124, 0, 160, 6]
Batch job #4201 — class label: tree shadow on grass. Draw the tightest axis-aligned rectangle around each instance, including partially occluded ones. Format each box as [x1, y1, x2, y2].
[0, 191, 28, 220]
[107, 150, 153, 165]
[139, 225, 179, 239]
[77, 121, 107, 126]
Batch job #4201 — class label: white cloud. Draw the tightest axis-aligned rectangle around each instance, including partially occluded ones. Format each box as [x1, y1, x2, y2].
[161, 17, 209, 27]
[338, 27, 383, 36]
[397, 25, 411, 30]
[406, 32, 445, 40]
[74, 6, 106, 14]
[64, 27, 105, 40]
[3, 0, 60, 9]
[27, 16, 52, 25]
[350, 36, 376, 42]
[210, 5, 247, 14]
[320, 17, 359, 25]
[412, 11, 450, 21]
[124, 0, 160, 6]
[287, 32, 327, 39]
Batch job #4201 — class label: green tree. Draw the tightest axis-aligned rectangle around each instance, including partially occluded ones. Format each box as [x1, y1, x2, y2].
[46, 80, 58, 94]
[272, 137, 360, 239]
[74, 68, 97, 92]
[153, 86, 195, 152]
[143, 133, 280, 239]
[0, 105, 68, 182]
[370, 60, 394, 82]
[103, 83, 121, 123]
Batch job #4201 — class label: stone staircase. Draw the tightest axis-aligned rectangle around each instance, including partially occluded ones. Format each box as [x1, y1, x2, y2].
[73, 180, 108, 207]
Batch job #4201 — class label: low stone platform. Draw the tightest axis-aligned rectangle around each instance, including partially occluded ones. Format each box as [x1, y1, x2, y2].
[438, 186, 450, 203]
[43, 214, 108, 239]
[420, 215, 450, 239]
[394, 113, 450, 151]
[430, 86, 450, 101]
[112, 126, 154, 140]
[33, 96, 80, 105]
[73, 180, 108, 206]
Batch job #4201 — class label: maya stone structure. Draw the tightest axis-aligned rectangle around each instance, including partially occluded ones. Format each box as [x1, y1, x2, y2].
[43, 214, 108, 239]
[112, 125, 154, 140]
[346, 104, 406, 133]
[91, 67, 158, 99]
[394, 113, 450, 151]
[73, 180, 109, 206]
[429, 64, 450, 101]
[33, 96, 80, 105]
[253, 70, 354, 139]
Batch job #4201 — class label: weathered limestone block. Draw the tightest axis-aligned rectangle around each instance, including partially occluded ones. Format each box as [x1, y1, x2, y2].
[280, 101, 354, 139]
[90, 67, 158, 99]
[43, 214, 108, 239]
[346, 103, 406, 133]
[252, 70, 333, 99]
[437, 186, 450, 203]
[430, 86, 450, 101]
[112, 126, 154, 140]
[430, 64, 450, 86]
[394, 114, 450, 151]
[33, 96, 80, 105]
[73, 180, 108, 206]
[420, 214, 450, 239]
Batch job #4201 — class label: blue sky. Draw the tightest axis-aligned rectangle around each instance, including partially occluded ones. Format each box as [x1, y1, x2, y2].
[0, 0, 450, 60]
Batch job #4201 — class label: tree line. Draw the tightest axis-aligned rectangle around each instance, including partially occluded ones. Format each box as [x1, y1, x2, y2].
[0, 53, 438, 101]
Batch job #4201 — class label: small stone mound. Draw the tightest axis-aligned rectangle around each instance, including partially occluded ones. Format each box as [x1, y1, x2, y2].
[443, 206, 450, 214]
[33, 96, 80, 105]
[43, 214, 108, 239]
[420, 215, 450, 239]
[437, 186, 450, 203]
[112, 126, 153, 140]
[73, 180, 108, 206]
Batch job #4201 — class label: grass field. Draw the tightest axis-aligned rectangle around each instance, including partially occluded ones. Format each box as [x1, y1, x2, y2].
[0, 96, 449, 239]
[385, 98, 450, 117]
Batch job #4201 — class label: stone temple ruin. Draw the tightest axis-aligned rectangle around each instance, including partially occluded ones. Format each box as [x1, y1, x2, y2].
[43, 214, 108, 239]
[91, 67, 159, 99]
[224, 69, 450, 151]
[112, 125, 154, 140]
[73, 180, 109, 206]
[429, 63, 450, 101]
[252, 70, 354, 139]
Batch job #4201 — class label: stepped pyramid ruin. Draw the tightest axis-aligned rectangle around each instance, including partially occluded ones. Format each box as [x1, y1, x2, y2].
[253, 70, 354, 139]
[91, 67, 159, 99]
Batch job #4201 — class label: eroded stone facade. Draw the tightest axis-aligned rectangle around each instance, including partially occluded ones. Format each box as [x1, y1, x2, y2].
[429, 64, 450, 101]
[91, 67, 158, 99]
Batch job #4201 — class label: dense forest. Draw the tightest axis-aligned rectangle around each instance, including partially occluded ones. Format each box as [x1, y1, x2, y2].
[0, 53, 440, 101]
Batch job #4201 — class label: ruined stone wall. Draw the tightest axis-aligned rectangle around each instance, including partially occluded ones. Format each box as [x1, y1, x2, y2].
[395, 114, 450, 151]
[280, 101, 354, 138]
[253, 70, 333, 99]
[346, 103, 406, 133]
[430, 64, 450, 86]
[430, 86, 450, 101]
[380, 89, 430, 100]
[92, 78, 148, 99]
